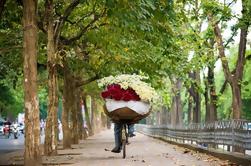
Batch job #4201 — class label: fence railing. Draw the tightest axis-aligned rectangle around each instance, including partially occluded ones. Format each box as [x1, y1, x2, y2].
[136, 120, 251, 151]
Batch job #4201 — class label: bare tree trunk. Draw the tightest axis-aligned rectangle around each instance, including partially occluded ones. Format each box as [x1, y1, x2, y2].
[231, 81, 242, 119]
[187, 95, 192, 124]
[83, 95, 93, 136]
[208, 65, 217, 122]
[62, 63, 72, 149]
[188, 71, 201, 123]
[91, 96, 96, 133]
[160, 107, 168, 125]
[77, 103, 84, 140]
[23, 0, 41, 164]
[62, 96, 71, 148]
[170, 78, 183, 128]
[44, 1, 58, 155]
[204, 75, 210, 123]
[101, 112, 107, 129]
[90, 96, 102, 133]
[194, 71, 201, 123]
[71, 80, 79, 144]
[73, 87, 82, 141]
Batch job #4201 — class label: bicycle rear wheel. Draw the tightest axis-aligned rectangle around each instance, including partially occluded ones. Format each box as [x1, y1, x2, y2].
[122, 139, 126, 158]
[122, 124, 127, 159]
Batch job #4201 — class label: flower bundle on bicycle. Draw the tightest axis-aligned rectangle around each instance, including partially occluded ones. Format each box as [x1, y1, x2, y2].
[98, 74, 157, 124]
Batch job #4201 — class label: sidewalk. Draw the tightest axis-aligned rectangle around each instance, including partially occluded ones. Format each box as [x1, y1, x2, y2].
[56, 129, 233, 166]
[0, 129, 235, 166]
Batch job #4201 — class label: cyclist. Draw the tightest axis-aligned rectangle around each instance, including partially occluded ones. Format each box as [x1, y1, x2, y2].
[112, 123, 135, 153]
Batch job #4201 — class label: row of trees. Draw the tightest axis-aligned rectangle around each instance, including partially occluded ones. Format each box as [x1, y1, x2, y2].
[0, 0, 250, 165]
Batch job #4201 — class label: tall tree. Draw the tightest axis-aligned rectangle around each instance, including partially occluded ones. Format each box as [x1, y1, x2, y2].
[208, 0, 251, 119]
[170, 77, 183, 127]
[44, 0, 59, 155]
[206, 39, 217, 122]
[22, 0, 41, 165]
[62, 61, 73, 149]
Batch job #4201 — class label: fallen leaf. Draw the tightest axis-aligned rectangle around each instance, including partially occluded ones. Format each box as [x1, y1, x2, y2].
[183, 150, 190, 154]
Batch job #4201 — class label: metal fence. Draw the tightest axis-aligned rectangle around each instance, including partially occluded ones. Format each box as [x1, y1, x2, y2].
[136, 120, 251, 151]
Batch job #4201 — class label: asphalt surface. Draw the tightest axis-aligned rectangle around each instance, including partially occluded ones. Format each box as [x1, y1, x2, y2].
[0, 128, 63, 156]
[0, 133, 24, 154]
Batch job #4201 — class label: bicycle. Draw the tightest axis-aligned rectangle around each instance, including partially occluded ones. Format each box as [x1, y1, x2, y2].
[103, 106, 149, 158]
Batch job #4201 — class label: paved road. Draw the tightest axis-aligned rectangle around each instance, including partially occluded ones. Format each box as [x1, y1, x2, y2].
[0, 133, 24, 155]
[0, 128, 63, 155]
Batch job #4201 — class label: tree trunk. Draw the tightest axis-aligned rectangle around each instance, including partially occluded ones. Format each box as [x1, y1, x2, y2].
[160, 107, 168, 125]
[204, 75, 210, 123]
[77, 95, 83, 140]
[62, 96, 71, 149]
[188, 71, 201, 123]
[62, 63, 72, 149]
[83, 95, 93, 136]
[187, 95, 192, 124]
[231, 81, 242, 119]
[23, 0, 41, 164]
[44, 3, 58, 155]
[208, 65, 217, 121]
[72, 85, 82, 142]
[193, 71, 201, 123]
[101, 112, 107, 129]
[170, 78, 183, 128]
[71, 81, 79, 144]
[91, 96, 96, 133]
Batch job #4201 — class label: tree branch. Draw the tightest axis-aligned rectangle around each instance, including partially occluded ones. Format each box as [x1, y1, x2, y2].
[219, 53, 251, 94]
[224, 26, 238, 48]
[208, 14, 232, 83]
[219, 79, 228, 95]
[60, 8, 107, 45]
[76, 75, 99, 87]
[54, 0, 81, 40]
[65, 11, 95, 25]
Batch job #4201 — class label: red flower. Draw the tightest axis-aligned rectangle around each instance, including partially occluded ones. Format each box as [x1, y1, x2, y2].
[101, 91, 111, 98]
[113, 93, 123, 100]
[101, 84, 141, 101]
[123, 88, 140, 101]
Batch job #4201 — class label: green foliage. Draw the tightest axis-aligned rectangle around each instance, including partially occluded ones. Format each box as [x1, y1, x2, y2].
[1, 0, 251, 123]
[0, 80, 24, 118]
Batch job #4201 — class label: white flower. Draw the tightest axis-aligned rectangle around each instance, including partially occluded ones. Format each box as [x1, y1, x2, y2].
[97, 74, 158, 103]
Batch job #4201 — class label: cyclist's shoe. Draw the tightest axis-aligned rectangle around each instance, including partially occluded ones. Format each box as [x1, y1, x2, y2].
[111, 146, 121, 153]
[129, 133, 136, 137]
